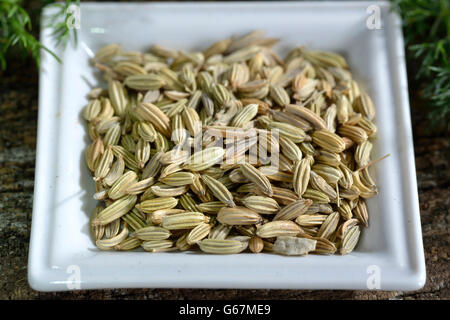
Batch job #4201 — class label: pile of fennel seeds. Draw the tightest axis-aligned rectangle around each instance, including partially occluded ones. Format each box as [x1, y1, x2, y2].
[83, 30, 380, 256]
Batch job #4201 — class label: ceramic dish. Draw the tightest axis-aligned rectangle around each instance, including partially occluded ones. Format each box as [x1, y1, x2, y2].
[28, 1, 425, 291]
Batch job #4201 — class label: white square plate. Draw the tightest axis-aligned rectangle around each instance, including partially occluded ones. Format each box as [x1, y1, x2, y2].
[28, 1, 426, 291]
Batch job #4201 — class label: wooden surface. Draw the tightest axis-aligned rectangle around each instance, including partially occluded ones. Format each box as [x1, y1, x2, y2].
[0, 5, 448, 299]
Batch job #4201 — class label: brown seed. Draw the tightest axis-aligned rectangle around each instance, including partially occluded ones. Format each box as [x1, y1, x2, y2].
[249, 236, 264, 253]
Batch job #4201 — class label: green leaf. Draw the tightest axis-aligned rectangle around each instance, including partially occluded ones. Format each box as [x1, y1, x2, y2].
[0, 0, 79, 70]
[392, 0, 450, 128]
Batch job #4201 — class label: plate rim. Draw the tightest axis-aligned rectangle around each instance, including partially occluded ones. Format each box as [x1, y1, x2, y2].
[28, 1, 426, 292]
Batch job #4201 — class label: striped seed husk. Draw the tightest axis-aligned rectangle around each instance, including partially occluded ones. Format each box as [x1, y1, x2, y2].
[136, 197, 179, 213]
[134, 226, 172, 241]
[160, 171, 195, 186]
[311, 130, 346, 153]
[198, 239, 248, 254]
[217, 206, 262, 225]
[240, 163, 273, 196]
[273, 199, 313, 221]
[115, 237, 142, 251]
[197, 201, 226, 214]
[186, 222, 212, 244]
[209, 223, 233, 240]
[201, 174, 236, 207]
[256, 220, 303, 238]
[150, 184, 189, 197]
[293, 158, 311, 197]
[150, 208, 186, 225]
[161, 211, 209, 230]
[353, 199, 369, 227]
[141, 239, 174, 251]
[96, 225, 129, 249]
[179, 193, 199, 212]
[108, 171, 138, 199]
[183, 147, 225, 171]
[339, 225, 361, 255]
[240, 195, 280, 214]
[93, 195, 137, 226]
[316, 211, 340, 239]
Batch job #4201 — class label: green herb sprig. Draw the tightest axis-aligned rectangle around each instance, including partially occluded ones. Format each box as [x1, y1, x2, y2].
[0, 0, 78, 70]
[392, 0, 450, 127]
[44, 0, 79, 48]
